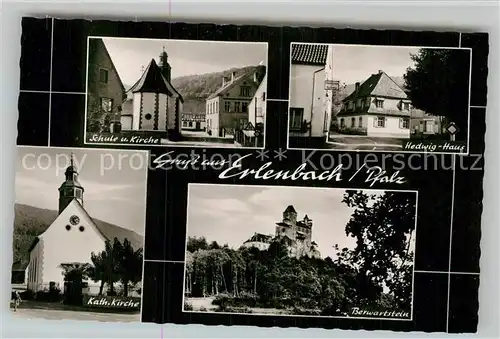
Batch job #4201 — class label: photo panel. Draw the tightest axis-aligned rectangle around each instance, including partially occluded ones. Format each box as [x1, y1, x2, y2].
[11, 146, 148, 322]
[84, 36, 269, 149]
[181, 184, 418, 321]
[287, 43, 471, 155]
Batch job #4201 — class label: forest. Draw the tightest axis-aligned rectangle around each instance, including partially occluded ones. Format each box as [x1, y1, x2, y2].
[184, 190, 416, 317]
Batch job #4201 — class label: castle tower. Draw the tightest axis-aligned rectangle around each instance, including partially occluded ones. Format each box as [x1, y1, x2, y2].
[283, 205, 297, 223]
[58, 153, 84, 214]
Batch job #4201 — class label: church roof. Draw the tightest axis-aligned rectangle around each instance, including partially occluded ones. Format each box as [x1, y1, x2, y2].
[284, 205, 297, 213]
[128, 58, 184, 102]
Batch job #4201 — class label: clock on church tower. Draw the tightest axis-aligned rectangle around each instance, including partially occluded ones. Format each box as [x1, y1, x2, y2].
[58, 154, 85, 214]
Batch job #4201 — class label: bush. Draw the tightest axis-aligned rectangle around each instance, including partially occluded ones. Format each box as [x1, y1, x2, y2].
[184, 302, 193, 311]
[212, 293, 258, 308]
[199, 306, 207, 312]
[336, 127, 367, 135]
[20, 290, 34, 300]
[35, 287, 62, 302]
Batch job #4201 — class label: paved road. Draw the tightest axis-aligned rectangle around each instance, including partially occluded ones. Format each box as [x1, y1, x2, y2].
[10, 308, 141, 322]
[327, 135, 403, 151]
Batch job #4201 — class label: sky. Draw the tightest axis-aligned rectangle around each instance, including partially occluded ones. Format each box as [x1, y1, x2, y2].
[329, 44, 421, 85]
[186, 184, 416, 260]
[15, 147, 148, 235]
[99, 37, 268, 86]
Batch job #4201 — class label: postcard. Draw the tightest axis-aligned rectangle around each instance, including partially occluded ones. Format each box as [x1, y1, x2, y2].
[14, 17, 488, 334]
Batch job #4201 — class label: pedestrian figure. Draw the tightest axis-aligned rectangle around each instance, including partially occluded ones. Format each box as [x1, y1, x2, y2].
[13, 291, 22, 311]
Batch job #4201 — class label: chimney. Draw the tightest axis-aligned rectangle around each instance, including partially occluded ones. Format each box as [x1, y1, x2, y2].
[231, 71, 236, 83]
[355, 82, 360, 91]
[222, 76, 227, 86]
[253, 71, 258, 83]
[378, 70, 383, 74]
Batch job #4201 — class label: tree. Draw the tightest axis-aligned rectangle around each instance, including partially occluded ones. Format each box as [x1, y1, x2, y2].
[60, 262, 91, 282]
[404, 48, 470, 132]
[59, 262, 91, 305]
[117, 239, 143, 297]
[187, 236, 209, 252]
[101, 238, 123, 296]
[337, 190, 416, 310]
[87, 99, 111, 133]
[88, 251, 106, 295]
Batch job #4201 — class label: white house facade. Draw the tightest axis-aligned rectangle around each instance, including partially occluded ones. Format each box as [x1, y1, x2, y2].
[336, 70, 411, 139]
[289, 44, 333, 145]
[205, 67, 265, 138]
[247, 73, 267, 129]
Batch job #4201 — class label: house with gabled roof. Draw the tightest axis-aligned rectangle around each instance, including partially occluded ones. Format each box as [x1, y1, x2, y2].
[86, 38, 127, 133]
[336, 70, 412, 139]
[288, 43, 334, 147]
[205, 66, 265, 138]
[24, 155, 143, 296]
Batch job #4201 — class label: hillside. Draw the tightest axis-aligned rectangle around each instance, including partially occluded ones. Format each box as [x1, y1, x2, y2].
[11, 204, 143, 270]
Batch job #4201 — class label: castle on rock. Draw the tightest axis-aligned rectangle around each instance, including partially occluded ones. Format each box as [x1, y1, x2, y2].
[242, 205, 321, 259]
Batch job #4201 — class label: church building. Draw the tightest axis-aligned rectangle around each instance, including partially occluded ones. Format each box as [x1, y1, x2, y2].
[242, 205, 321, 259]
[25, 155, 143, 295]
[120, 48, 184, 140]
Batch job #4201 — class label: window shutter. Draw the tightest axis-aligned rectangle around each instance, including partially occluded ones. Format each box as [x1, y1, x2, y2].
[373, 118, 377, 127]
[399, 118, 403, 128]
[397, 101, 402, 110]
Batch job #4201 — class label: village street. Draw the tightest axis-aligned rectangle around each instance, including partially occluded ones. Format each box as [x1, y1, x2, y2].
[326, 134, 404, 151]
[10, 307, 141, 322]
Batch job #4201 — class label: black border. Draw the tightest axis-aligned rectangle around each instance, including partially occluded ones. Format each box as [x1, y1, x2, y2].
[16, 18, 488, 334]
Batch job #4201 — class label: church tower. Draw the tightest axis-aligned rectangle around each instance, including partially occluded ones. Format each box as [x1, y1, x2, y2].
[159, 48, 171, 82]
[58, 154, 84, 214]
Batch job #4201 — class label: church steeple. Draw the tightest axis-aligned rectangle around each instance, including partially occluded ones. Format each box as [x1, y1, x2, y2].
[159, 46, 171, 82]
[58, 153, 84, 214]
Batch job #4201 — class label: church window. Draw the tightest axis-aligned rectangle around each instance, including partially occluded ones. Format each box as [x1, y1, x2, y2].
[75, 190, 82, 199]
[70, 215, 80, 225]
[188, 121, 193, 127]
[144, 113, 152, 120]
[242, 102, 248, 113]
[224, 101, 231, 112]
[79, 226, 85, 232]
[234, 102, 241, 113]
[65, 225, 71, 231]
[99, 68, 108, 83]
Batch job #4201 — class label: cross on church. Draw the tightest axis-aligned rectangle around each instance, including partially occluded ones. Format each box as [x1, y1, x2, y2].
[70, 152, 75, 167]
